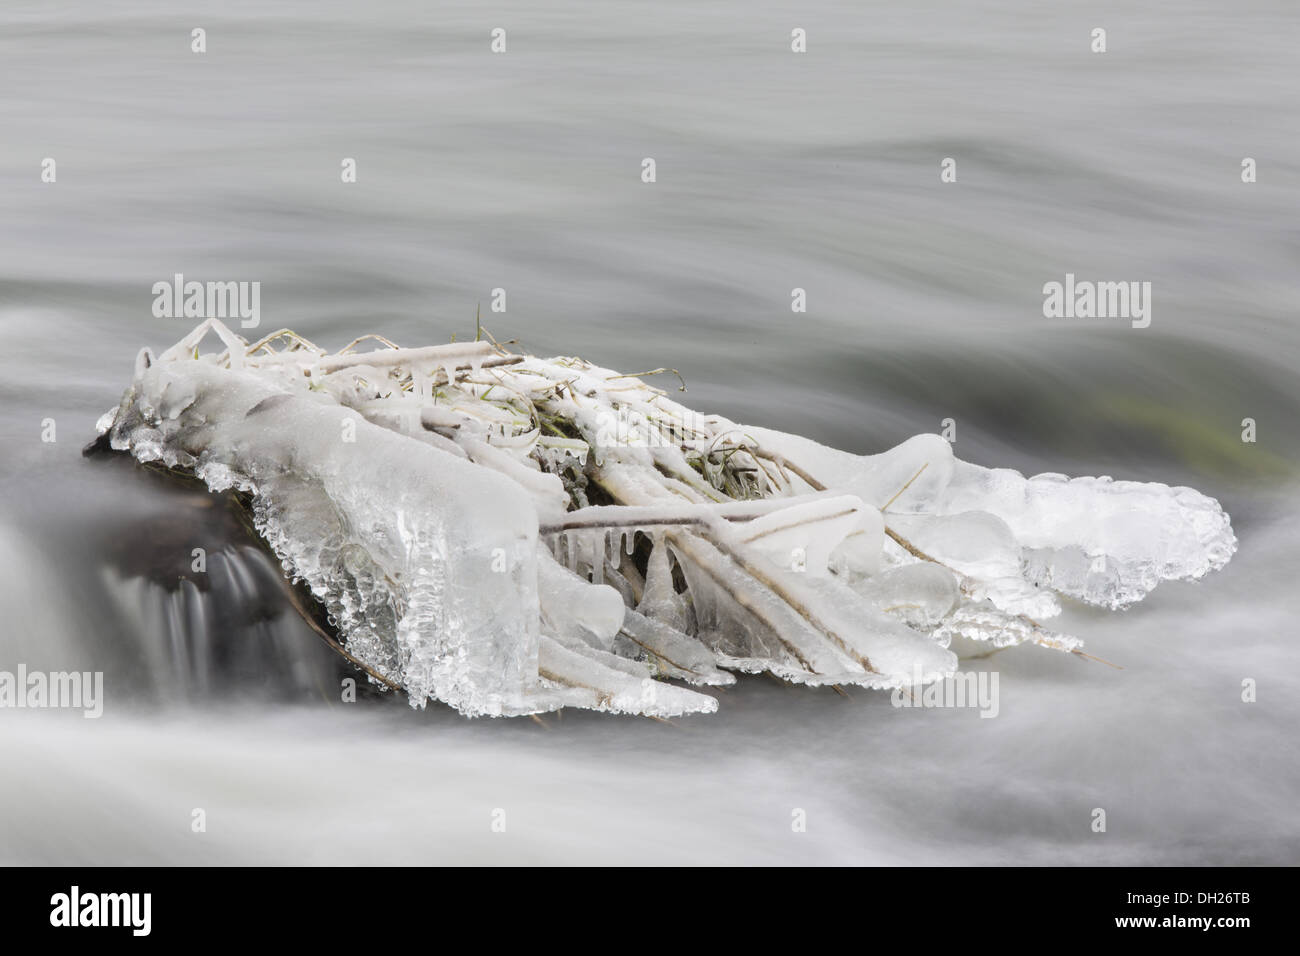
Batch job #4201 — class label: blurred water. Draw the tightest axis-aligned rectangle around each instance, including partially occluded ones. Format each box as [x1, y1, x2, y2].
[1, 0, 1298, 864]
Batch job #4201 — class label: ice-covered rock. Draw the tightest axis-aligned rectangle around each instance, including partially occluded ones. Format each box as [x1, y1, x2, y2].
[95, 319, 1237, 717]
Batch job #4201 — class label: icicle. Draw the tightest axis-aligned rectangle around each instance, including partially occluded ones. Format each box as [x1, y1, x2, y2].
[637, 533, 688, 633]
[565, 531, 579, 573]
[589, 529, 605, 585]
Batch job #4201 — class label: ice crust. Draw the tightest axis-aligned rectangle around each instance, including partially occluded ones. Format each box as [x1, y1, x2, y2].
[99, 320, 1237, 716]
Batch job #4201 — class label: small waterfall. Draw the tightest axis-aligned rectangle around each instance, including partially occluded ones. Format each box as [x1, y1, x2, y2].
[1, 460, 356, 705]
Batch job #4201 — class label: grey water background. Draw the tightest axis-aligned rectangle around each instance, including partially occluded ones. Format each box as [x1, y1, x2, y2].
[1, 0, 1298, 863]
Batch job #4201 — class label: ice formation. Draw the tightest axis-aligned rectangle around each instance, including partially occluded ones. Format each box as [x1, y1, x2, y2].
[95, 319, 1238, 717]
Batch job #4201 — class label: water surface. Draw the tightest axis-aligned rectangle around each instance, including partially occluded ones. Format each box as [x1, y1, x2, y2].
[2, 0, 1297, 864]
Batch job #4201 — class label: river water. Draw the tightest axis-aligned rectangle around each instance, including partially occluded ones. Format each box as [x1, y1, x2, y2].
[1, 0, 1298, 864]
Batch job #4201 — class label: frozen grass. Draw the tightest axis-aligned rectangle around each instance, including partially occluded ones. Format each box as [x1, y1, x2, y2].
[97, 319, 1237, 717]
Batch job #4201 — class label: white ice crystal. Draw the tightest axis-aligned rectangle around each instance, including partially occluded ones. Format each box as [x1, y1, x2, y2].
[97, 319, 1237, 717]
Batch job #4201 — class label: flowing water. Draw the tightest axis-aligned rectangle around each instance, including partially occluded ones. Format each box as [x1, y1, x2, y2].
[2, 0, 1298, 864]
